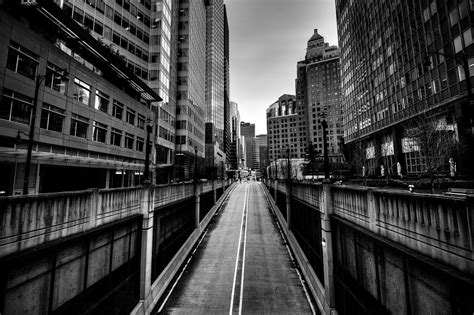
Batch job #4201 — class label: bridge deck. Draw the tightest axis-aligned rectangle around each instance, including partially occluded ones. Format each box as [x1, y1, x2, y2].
[154, 181, 315, 314]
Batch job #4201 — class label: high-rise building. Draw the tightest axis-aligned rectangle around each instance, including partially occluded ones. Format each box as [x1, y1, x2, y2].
[253, 134, 268, 174]
[336, 0, 474, 176]
[266, 95, 298, 162]
[229, 101, 240, 169]
[58, 0, 176, 181]
[175, 0, 207, 179]
[204, 0, 226, 149]
[296, 29, 344, 165]
[240, 122, 255, 169]
[0, 0, 161, 194]
[223, 6, 231, 165]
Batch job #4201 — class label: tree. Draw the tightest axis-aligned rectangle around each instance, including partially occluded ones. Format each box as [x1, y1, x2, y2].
[348, 141, 368, 180]
[304, 142, 319, 175]
[403, 112, 458, 193]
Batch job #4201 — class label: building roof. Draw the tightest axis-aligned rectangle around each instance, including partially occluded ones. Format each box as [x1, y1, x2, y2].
[308, 29, 323, 42]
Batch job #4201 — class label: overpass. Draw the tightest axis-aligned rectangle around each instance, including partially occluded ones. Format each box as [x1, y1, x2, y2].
[1, 180, 473, 314]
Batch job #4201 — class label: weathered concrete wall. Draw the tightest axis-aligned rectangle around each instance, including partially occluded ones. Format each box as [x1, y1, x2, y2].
[0, 180, 233, 315]
[264, 180, 474, 314]
[0, 181, 232, 258]
[1, 217, 141, 314]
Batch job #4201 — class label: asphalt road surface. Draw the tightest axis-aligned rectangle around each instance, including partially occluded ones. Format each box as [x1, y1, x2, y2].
[155, 181, 315, 314]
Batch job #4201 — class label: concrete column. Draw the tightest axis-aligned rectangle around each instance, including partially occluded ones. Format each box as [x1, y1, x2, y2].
[138, 184, 154, 305]
[34, 162, 41, 194]
[320, 183, 337, 314]
[367, 189, 378, 233]
[88, 188, 99, 229]
[286, 180, 292, 230]
[195, 183, 200, 230]
[105, 169, 110, 188]
[212, 179, 216, 204]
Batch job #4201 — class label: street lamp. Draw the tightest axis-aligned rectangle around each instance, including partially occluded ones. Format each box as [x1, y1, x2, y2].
[143, 118, 153, 184]
[318, 112, 330, 180]
[22, 69, 68, 194]
[286, 145, 291, 182]
[194, 145, 198, 183]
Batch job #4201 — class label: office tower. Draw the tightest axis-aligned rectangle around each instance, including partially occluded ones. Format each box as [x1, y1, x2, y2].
[0, 0, 161, 194]
[266, 95, 298, 162]
[336, 0, 474, 175]
[296, 29, 344, 165]
[253, 134, 268, 175]
[58, 0, 176, 182]
[240, 121, 255, 169]
[175, 0, 207, 180]
[223, 6, 231, 165]
[229, 101, 240, 169]
[204, 0, 226, 150]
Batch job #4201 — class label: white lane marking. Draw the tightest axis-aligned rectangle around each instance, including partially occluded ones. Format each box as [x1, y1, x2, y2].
[238, 182, 250, 314]
[157, 183, 237, 314]
[229, 184, 248, 315]
[258, 183, 317, 315]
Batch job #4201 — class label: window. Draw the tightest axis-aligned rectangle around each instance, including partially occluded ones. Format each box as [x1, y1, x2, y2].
[137, 114, 145, 129]
[45, 63, 67, 94]
[112, 100, 124, 119]
[463, 28, 473, 48]
[94, 89, 109, 113]
[74, 78, 90, 105]
[125, 133, 134, 149]
[136, 137, 144, 151]
[0, 89, 33, 125]
[70, 114, 89, 138]
[110, 127, 122, 146]
[449, 8, 459, 26]
[126, 108, 136, 125]
[6, 41, 38, 79]
[40, 104, 65, 132]
[92, 121, 107, 142]
[454, 35, 463, 53]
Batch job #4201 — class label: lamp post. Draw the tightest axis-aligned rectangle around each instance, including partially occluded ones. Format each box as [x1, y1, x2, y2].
[22, 68, 68, 194]
[286, 146, 291, 182]
[194, 146, 198, 183]
[318, 110, 330, 181]
[143, 118, 152, 184]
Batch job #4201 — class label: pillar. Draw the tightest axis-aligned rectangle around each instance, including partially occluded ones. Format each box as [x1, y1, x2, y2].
[321, 183, 337, 314]
[286, 180, 292, 230]
[138, 184, 154, 306]
[195, 182, 200, 230]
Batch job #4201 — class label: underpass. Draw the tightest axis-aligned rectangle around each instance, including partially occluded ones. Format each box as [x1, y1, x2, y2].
[155, 181, 315, 314]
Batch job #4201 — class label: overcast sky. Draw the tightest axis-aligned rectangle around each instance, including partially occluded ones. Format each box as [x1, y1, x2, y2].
[226, 0, 338, 135]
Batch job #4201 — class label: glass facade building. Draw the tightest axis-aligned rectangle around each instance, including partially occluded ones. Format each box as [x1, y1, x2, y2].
[205, 0, 226, 150]
[336, 0, 474, 175]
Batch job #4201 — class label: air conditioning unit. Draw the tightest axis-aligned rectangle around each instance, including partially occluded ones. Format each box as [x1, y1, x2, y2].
[20, 0, 38, 6]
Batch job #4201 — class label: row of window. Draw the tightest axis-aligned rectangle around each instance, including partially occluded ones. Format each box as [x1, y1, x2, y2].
[6, 40, 150, 122]
[1, 88, 146, 151]
[72, 77, 147, 128]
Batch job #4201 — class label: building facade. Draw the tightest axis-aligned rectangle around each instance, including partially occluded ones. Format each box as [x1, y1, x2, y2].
[252, 134, 268, 175]
[204, 0, 226, 149]
[59, 0, 176, 181]
[240, 121, 255, 169]
[296, 29, 344, 165]
[266, 95, 298, 162]
[0, 1, 161, 194]
[174, 0, 207, 180]
[229, 101, 240, 169]
[336, 0, 474, 176]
